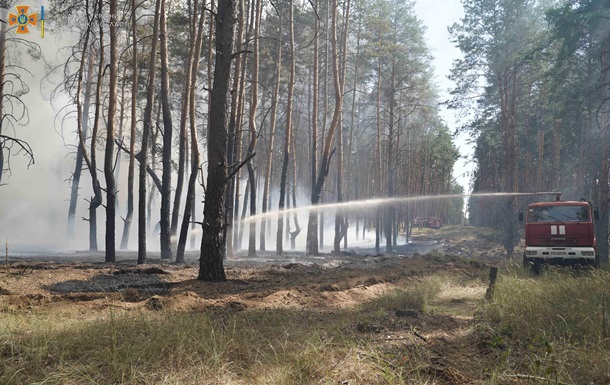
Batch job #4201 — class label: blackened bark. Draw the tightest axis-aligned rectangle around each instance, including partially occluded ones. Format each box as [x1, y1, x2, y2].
[88, 5, 105, 252]
[225, 0, 244, 258]
[159, 0, 173, 260]
[246, 0, 261, 257]
[72, 9, 97, 251]
[177, 0, 206, 262]
[198, 0, 236, 281]
[120, 0, 138, 250]
[104, 0, 119, 263]
[172, 0, 200, 242]
[306, 0, 342, 255]
[260, 21, 282, 251]
[138, 0, 162, 264]
[68, 53, 94, 238]
[277, 0, 295, 255]
[333, 0, 350, 255]
[306, 0, 319, 255]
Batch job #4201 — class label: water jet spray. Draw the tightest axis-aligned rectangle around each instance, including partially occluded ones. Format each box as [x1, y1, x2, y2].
[239, 192, 548, 224]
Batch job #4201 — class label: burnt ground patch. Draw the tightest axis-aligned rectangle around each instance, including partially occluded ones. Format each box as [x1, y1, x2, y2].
[43, 271, 172, 296]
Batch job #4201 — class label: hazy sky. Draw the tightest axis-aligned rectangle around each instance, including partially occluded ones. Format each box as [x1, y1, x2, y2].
[414, 0, 473, 194]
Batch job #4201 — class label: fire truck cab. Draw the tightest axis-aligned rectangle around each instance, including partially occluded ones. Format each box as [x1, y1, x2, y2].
[521, 195, 599, 269]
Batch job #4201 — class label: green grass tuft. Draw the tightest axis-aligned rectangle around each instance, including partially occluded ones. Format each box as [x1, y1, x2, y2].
[477, 266, 610, 384]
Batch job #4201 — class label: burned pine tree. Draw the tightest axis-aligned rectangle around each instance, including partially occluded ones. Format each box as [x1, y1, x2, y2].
[198, 0, 237, 281]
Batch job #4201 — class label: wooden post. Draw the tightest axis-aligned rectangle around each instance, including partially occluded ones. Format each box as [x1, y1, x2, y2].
[485, 266, 498, 301]
[603, 293, 607, 339]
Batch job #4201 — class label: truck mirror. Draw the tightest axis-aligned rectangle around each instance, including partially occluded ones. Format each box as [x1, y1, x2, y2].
[518, 211, 523, 222]
[594, 209, 599, 220]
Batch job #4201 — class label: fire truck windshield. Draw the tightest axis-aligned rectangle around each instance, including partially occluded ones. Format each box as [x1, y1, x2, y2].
[528, 205, 590, 223]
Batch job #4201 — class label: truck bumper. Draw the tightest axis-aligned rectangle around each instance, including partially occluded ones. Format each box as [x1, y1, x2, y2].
[524, 246, 596, 260]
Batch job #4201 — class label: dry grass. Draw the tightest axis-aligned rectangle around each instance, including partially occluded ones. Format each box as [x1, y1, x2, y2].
[2, 225, 609, 384]
[0, 278, 449, 385]
[0, 284, 436, 384]
[478, 265, 610, 384]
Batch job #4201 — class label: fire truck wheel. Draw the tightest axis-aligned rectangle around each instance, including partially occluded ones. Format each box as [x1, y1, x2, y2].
[530, 260, 542, 275]
[524, 256, 542, 275]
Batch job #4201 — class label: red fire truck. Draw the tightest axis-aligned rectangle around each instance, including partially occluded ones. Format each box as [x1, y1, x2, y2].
[414, 216, 443, 230]
[520, 194, 599, 269]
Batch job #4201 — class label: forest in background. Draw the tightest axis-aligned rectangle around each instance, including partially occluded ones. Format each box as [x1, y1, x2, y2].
[455, 0, 610, 264]
[0, 0, 609, 280]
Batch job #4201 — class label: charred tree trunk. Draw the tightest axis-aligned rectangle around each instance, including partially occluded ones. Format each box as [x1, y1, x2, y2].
[306, 0, 342, 256]
[345, 8, 361, 248]
[177, 0, 206, 262]
[499, 68, 519, 259]
[306, 0, 320, 255]
[104, 0, 119, 262]
[68, 52, 94, 238]
[232, 16, 248, 251]
[277, 0, 295, 255]
[260, 15, 281, 252]
[87, 12, 106, 252]
[385, 61, 396, 253]
[225, 0, 244, 258]
[138, 0, 162, 264]
[333, 0, 350, 255]
[114, 66, 128, 208]
[159, 0, 174, 260]
[171, 0, 197, 243]
[375, 58, 381, 254]
[198, 0, 236, 281]
[120, 0, 139, 250]
[72, 17, 100, 253]
[246, 0, 261, 257]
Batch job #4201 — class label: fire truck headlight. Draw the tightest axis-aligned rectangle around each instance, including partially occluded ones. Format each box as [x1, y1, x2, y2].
[525, 250, 537, 256]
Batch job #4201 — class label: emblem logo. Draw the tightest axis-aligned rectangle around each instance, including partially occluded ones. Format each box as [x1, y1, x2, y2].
[9, 5, 37, 34]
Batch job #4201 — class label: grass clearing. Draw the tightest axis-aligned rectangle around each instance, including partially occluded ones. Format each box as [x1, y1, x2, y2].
[2, 224, 610, 384]
[359, 275, 443, 316]
[478, 265, 610, 384]
[0, 307, 357, 384]
[0, 275, 456, 385]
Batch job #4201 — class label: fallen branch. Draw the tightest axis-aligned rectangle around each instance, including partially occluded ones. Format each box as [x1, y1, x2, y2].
[413, 329, 428, 342]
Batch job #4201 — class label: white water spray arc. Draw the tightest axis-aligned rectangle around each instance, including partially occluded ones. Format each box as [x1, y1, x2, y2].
[240, 192, 539, 224]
